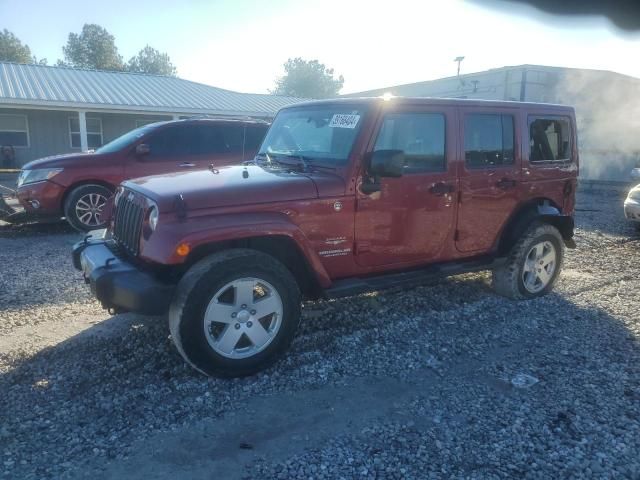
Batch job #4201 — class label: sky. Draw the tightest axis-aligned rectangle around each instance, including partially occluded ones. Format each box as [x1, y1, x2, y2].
[2, 0, 640, 94]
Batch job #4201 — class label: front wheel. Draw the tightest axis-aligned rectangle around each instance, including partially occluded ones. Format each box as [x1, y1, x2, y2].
[64, 184, 112, 232]
[169, 249, 302, 377]
[492, 222, 564, 300]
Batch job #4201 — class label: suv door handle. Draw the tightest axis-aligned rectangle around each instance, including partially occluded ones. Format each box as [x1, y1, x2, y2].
[429, 182, 455, 196]
[179, 162, 196, 168]
[496, 178, 517, 189]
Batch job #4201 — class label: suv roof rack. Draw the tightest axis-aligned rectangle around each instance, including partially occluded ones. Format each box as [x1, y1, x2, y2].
[182, 114, 271, 124]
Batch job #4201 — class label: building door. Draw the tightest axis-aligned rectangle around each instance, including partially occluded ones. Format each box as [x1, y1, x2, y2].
[455, 109, 521, 253]
[355, 106, 458, 267]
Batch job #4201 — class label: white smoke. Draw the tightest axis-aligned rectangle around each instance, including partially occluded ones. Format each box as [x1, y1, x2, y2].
[553, 69, 640, 182]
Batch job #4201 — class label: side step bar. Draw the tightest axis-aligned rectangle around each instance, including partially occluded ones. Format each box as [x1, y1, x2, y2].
[324, 256, 505, 299]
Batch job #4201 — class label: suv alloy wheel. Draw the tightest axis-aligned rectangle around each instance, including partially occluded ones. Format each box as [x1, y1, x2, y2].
[64, 184, 112, 232]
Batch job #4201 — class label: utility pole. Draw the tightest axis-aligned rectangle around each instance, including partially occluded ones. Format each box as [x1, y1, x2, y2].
[454, 56, 465, 77]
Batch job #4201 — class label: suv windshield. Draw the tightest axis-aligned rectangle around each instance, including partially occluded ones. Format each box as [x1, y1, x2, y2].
[258, 105, 367, 166]
[95, 124, 157, 154]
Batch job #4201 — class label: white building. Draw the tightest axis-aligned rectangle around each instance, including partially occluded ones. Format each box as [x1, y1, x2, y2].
[351, 64, 640, 182]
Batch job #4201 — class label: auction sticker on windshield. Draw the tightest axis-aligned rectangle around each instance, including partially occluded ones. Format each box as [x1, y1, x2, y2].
[329, 114, 360, 129]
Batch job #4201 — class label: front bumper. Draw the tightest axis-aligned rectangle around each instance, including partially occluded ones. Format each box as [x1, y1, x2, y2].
[16, 180, 65, 216]
[624, 198, 640, 222]
[72, 238, 175, 315]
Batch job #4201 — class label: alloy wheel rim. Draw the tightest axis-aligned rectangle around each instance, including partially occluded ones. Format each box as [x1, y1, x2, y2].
[203, 277, 283, 359]
[522, 240, 557, 294]
[75, 193, 107, 227]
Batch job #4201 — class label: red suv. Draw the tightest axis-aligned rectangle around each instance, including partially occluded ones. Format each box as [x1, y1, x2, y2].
[16, 118, 269, 231]
[74, 97, 578, 377]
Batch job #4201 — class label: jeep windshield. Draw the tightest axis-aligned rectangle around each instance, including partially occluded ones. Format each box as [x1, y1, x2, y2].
[257, 105, 367, 167]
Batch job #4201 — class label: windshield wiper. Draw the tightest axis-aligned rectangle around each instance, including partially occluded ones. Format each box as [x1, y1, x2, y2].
[255, 152, 338, 172]
[255, 152, 308, 172]
[273, 153, 310, 172]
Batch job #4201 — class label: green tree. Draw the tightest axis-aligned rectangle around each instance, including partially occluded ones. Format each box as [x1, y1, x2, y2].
[272, 58, 344, 98]
[62, 24, 123, 70]
[0, 29, 32, 63]
[126, 45, 176, 76]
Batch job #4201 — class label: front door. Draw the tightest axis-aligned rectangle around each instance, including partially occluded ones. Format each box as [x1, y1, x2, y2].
[355, 106, 457, 268]
[455, 108, 521, 253]
[125, 123, 205, 179]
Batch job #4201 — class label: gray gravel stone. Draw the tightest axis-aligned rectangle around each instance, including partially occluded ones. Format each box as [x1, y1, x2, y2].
[0, 188, 639, 479]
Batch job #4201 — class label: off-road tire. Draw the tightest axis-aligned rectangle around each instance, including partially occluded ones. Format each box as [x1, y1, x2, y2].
[492, 222, 564, 300]
[64, 184, 112, 232]
[169, 249, 302, 378]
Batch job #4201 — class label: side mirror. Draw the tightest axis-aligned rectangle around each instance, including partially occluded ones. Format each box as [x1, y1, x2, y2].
[369, 149, 405, 178]
[135, 143, 150, 157]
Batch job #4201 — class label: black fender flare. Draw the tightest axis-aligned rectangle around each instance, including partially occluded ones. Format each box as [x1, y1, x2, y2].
[497, 200, 576, 255]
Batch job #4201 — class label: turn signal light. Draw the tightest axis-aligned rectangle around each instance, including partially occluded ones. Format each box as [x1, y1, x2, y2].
[175, 243, 190, 257]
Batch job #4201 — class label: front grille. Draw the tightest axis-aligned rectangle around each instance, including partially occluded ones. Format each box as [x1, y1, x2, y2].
[112, 190, 145, 256]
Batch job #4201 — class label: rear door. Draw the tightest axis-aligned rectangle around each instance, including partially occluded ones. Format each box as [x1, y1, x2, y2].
[455, 108, 521, 253]
[354, 105, 457, 267]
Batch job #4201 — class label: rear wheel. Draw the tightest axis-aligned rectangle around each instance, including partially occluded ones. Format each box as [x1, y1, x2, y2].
[492, 222, 564, 299]
[169, 249, 302, 377]
[64, 184, 112, 232]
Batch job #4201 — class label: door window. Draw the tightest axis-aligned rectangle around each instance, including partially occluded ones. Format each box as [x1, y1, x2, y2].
[529, 118, 571, 162]
[374, 113, 446, 173]
[464, 114, 514, 168]
[146, 125, 195, 157]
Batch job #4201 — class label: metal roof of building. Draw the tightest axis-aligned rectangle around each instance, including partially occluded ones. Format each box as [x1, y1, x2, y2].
[0, 62, 302, 116]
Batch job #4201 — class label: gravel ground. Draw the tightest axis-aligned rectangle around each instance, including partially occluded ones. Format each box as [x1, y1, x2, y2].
[1, 186, 639, 479]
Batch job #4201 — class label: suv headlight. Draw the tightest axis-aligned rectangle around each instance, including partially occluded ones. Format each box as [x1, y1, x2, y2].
[17, 168, 63, 187]
[148, 206, 159, 231]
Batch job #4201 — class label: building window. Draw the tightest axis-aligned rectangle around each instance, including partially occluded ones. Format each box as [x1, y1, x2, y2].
[135, 119, 158, 128]
[529, 117, 571, 162]
[464, 114, 514, 168]
[0, 114, 29, 147]
[69, 117, 103, 149]
[374, 113, 446, 173]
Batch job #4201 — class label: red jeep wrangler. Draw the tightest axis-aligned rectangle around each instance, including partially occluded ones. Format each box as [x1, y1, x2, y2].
[15, 118, 268, 231]
[73, 97, 577, 377]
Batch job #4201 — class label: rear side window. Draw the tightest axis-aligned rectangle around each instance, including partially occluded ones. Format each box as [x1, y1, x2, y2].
[529, 118, 571, 162]
[218, 125, 243, 154]
[244, 126, 268, 151]
[374, 112, 446, 173]
[187, 124, 246, 155]
[464, 114, 514, 168]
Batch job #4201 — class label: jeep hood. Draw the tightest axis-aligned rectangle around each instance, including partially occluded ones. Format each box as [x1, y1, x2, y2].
[123, 165, 336, 213]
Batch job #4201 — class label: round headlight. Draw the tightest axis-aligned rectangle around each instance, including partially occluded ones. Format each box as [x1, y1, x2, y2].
[148, 206, 159, 231]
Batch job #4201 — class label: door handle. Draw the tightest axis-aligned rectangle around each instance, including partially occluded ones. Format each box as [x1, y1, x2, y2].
[179, 162, 196, 168]
[429, 182, 455, 196]
[496, 178, 517, 189]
